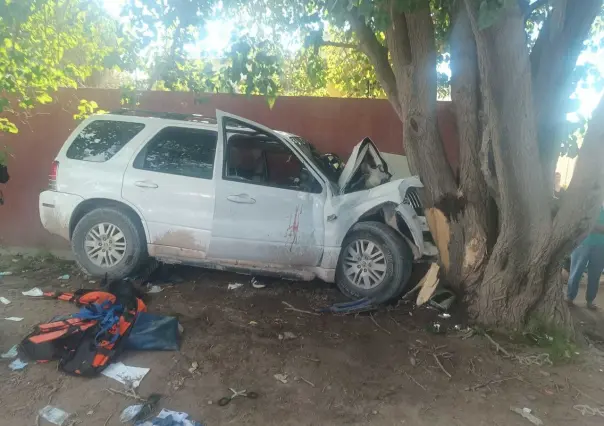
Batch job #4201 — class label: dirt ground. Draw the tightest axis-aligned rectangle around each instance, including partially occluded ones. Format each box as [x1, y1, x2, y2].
[2, 254, 604, 425]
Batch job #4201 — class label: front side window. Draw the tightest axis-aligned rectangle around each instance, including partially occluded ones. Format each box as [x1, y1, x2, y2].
[66, 120, 145, 162]
[134, 127, 217, 179]
[224, 134, 322, 193]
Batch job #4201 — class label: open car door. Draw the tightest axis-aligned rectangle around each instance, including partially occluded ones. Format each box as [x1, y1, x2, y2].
[207, 110, 326, 268]
[337, 137, 391, 194]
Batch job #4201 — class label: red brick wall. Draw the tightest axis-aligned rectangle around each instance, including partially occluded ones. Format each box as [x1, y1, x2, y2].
[0, 89, 459, 248]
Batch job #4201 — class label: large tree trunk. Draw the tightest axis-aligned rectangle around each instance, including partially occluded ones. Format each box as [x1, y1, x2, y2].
[349, 0, 604, 332]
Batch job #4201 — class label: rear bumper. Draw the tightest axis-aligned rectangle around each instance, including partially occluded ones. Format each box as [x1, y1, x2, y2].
[39, 191, 84, 241]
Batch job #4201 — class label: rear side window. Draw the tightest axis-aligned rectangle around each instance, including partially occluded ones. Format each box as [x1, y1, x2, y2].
[66, 120, 145, 162]
[134, 127, 217, 179]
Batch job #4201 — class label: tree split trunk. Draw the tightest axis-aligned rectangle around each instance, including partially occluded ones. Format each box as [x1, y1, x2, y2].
[349, 0, 604, 332]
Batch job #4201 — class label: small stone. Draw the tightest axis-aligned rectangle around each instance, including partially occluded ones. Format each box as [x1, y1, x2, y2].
[527, 395, 536, 401]
[409, 357, 416, 367]
[372, 410, 378, 415]
[207, 400, 213, 405]
[539, 370, 550, 377]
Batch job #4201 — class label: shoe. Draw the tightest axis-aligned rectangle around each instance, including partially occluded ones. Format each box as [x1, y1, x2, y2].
[586, 302, 598, 310]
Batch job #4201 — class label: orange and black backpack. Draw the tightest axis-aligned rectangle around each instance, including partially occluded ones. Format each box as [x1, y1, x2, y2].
[19, 287, 146, 377]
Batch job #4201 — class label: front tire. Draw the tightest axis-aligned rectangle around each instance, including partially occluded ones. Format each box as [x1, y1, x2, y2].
[71, 207, 146, 279]
[336, 221, 412, 303]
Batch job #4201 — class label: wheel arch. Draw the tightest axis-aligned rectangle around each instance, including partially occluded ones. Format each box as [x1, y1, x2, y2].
[341, 201, 423, 259]
[69, 198, 148, 243]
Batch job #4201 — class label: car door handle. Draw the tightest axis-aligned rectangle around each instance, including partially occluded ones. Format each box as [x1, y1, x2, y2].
[227, 194, 256, 204]
[134, 181, 158, 189]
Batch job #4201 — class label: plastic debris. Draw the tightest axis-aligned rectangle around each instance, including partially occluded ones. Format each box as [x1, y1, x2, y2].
[0, 297, 10, 305]
[22, 287, 44, 297]
[274, 373, 288, 384]
[278, 332, 297, 341]
[188, 361, 199, 374]
[251, 277, 266, 289]
[429, 287, 456, 311]
[510, 407, 543, 425]
[318, 298, 375, 314]
[438, 313, 451, 319]
[1, 344, 18, 359]
[4, 317, 23, 321]
[39, 405, 72, 426]
[120, 404, 144, 423]
[147, 285, 164, 294]
[227, 283, 244, 290]
[101, 362, 150, 388]
[9, 358, 28, 370]
[58, 274, 70, 280]
[0, 272, 13, 276]
[134, 409, 203, 426]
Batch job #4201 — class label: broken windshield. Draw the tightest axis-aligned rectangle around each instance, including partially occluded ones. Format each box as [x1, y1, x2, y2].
[287, 136, 343, 185]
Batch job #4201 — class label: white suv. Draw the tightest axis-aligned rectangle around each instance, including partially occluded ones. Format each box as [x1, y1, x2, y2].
[39, 110, 436, 302]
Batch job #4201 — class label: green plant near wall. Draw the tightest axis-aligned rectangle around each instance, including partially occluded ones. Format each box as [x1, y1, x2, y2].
[0, 0, 134, 164]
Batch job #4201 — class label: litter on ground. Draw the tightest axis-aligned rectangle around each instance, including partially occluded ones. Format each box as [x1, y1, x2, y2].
[9, 358, 28, 370]
[38, 405, 72, 426]
[147, 285, 164, 294]
[22, 287, 44, 297]
[251, 277, 266, 289]
[227, 283, 244, 290]
[0, 297, 10, 304]
[1, 344, 18, 359]
[57, 274, 70, 280]
[120, 404, 145, 423]
[279, 331, 297, 340]
[274, 373, 288, 384]
[0, 272, 13, 276]
[134, 408, 203, 426]
[510, 407, 544, 425]
[101, 362, 150, 388]
[4, 317, 23, 321]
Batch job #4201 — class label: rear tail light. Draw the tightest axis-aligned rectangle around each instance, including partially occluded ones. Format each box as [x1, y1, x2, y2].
[49, 160, 59, 190]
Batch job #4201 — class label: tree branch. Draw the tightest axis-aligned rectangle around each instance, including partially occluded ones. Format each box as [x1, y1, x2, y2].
[319, 41, 358, 49]
[385, 5, 412, 101]
[551, 96, 604, 251]
[530, 0, 601, 184]
[347, 11, 401, 117]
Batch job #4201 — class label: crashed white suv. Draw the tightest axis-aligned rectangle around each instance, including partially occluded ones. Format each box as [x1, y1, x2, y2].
[39, 110, 436, 302]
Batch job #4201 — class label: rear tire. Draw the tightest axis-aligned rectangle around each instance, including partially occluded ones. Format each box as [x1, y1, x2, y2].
[71, 207, 146, 279]
[336, 221, 412, 303]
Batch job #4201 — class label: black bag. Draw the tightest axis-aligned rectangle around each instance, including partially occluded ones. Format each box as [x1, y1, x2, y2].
[126, 312, 180, 351]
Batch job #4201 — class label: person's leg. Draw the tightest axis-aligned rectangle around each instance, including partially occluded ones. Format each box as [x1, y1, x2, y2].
[586, 244, 604, 306]
[567, 242, 590, 302]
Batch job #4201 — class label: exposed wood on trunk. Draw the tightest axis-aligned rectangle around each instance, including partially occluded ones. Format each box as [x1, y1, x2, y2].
[399, 7, 458, 203]
[425, 208, 451, 271]
[416, 263, 440, 306]
[450, 3, 490, 287]
[530, 0, 602, 183]
[464, 1, 568, 327]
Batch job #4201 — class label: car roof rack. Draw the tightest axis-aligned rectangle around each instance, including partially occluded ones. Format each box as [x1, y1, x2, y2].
[110, 109, 218, 124]
[109, 108, 267, 136]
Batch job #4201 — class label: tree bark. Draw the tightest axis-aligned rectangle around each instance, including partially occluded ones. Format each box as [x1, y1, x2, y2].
[350, 0, 603, 332]
[449, 3, 490, 290]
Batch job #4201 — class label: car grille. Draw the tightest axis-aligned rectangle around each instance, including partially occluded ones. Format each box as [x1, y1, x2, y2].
[403, 187, 423, 213]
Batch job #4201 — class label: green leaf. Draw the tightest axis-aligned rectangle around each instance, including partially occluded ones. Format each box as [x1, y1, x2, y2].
[266, 95, 277, 110]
